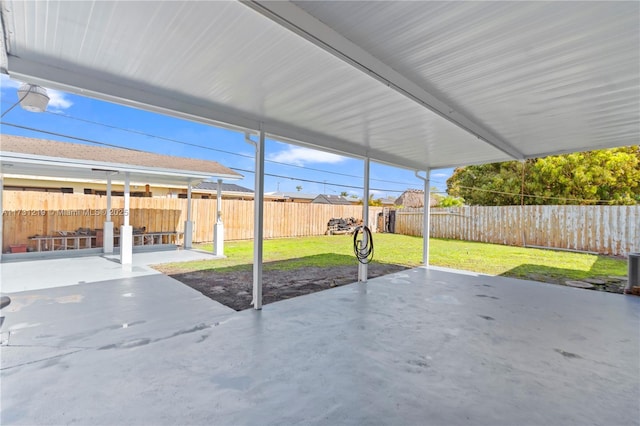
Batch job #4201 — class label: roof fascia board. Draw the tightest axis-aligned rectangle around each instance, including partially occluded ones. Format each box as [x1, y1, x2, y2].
[1, 173, 195, 188]
[243, 1, 524, 160]
[7, 57, 420, 169]
[0, 151, 241, 181]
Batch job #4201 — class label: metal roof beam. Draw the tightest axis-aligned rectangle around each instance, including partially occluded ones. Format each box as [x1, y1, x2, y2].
[243, 0, 525, 160]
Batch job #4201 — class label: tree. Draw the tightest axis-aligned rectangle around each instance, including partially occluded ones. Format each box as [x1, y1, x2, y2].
[436, 195, 465, 208]
[340, 191, 348, 197]
[296, 185, 302, 192]
[356, 194, 384, 206]
[430, 186, 465, 208]
[446, 146, 640, 205]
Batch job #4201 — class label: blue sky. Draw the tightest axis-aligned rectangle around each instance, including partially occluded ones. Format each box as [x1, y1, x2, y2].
[0, 74, 453, 198]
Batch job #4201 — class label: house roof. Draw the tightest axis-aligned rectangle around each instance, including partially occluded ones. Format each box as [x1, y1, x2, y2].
[0, 135, 242, 186]
[265, 192, 318, 201]
[1, 2, 637, 171]
[312, 194, 351, 205]
[194, 182, 253, 193]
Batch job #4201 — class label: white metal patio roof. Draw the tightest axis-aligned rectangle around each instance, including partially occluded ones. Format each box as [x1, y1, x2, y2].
[1, 1, 638, 170]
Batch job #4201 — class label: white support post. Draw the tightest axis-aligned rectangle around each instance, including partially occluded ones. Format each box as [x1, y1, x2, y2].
[415, 169, 431, 266]
[184, 181, 193, 249]
[358, 157, 370, 282]
[245, 129, 265, 310]
[120, 172, 133, 267]
[103, 174, 114, 254]
[213, 178, 224, 256]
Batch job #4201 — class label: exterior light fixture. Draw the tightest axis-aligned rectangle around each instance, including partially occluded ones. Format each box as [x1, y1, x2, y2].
[17, 83, 50, 112]
[0, 82, 50, 118]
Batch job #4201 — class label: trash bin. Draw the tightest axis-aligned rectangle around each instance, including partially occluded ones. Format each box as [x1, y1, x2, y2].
[627, 252, 640, 292]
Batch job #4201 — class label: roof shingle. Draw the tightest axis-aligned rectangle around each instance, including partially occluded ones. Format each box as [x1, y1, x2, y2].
[1, 135, 241, 178]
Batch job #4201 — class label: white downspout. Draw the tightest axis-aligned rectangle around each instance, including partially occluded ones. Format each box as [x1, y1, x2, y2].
[415, 169, 431, 266]
[245, 129, 265, 310]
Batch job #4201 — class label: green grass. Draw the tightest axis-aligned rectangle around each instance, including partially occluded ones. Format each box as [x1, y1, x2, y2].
[157, 234, 627, 283]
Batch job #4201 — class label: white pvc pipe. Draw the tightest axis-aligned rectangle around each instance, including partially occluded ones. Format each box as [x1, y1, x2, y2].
[245, 130, 265, 310]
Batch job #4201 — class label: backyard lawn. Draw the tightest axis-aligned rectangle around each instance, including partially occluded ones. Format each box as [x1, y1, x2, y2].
[155, 234, 628, 310]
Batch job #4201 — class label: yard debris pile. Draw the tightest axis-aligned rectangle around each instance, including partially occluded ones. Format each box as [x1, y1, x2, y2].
[326, 217, 362, 235]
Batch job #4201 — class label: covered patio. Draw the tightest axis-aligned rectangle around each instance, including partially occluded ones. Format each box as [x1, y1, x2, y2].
[1, 259, 638, 425]
[1, 1, 637, 306]
[0, 136, 241, 264]
[1, 2, 638, 425]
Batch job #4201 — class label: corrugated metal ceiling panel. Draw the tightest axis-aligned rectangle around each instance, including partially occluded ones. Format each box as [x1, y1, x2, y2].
[2, 1, 637, 170]
[295, 1, 640, 157]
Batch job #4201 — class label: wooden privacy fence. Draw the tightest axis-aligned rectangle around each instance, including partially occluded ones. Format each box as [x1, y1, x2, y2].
[2, 191, 381, 252]
[395, 205, 640, 256]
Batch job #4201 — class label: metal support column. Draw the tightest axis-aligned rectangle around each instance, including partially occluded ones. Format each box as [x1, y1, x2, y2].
[415, 169, 431, 266]
[120, 172, 133, 267]
[245, 129, 265, 310]
[213, 178, 224, 256]
[358, 157, 370, 282]
[184, 181, 193, 249]
[103, 174, 114, 254]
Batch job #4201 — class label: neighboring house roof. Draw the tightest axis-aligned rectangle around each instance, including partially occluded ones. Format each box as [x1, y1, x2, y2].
[394, 189, 438, 208]
[312, 194, 352, 205]
[195, 182, 253, 193]
[2, 135, 241, 177]
[265, 191, 318, 201]
[0, 135, 242, 186]
[378, 196, 397, 206]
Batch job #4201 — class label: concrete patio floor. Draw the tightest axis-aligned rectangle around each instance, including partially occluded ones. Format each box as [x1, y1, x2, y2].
[0, 249, 223, 293]
[1, 258, 639, 425]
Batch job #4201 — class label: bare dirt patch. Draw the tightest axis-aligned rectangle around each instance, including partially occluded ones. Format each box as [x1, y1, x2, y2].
[166, 263, 407, 311]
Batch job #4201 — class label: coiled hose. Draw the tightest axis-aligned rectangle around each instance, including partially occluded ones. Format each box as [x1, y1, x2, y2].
[353, 226, 374, 264]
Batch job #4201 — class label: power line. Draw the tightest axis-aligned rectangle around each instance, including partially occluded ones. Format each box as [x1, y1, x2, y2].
[453, 184, 608, 204]
[230, 167, 419, 194]
[41, 109, 432, 187]
[0, 121, 422, 194]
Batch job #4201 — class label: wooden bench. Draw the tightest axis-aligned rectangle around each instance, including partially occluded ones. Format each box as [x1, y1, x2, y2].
[30, 234, 96, 251]
[114, 231, 184, 247]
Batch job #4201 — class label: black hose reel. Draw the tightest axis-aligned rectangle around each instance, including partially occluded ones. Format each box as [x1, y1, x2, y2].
[353, 226, 374, 264]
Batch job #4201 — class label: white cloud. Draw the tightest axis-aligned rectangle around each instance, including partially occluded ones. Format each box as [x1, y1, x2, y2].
[268, 146, 347, 166]
[47, 89, 73, 110]
[0, 74, 21, 90]
[432, 172, 449, 178]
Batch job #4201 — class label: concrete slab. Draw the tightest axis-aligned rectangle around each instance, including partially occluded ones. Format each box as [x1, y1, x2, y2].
[1, 267, 639, 425]
[0, 249, 221, 293]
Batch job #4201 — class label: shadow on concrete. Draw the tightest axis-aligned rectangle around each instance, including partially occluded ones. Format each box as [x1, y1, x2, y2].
[167, 253, 409, 311]
[499, 255, 627, 292]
